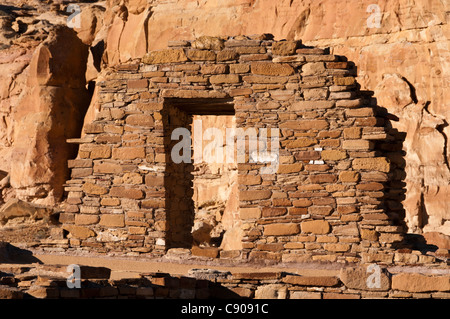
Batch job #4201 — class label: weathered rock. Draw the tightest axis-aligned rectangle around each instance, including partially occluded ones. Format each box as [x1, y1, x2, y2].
[0, 198, 54, 225]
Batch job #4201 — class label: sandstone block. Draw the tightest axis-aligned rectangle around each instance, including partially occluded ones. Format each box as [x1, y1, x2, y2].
[326, 62, 349, 69]
[191, 246, 219, 258]
[356, 182, 384, 191]
[225, 39, 261, 47]
[334, 77, 356, 86]
[84, 123, 103, 134]
[309, 174, 337, 183]
[145, 175, 164, 187]
[324, 243, 350, 252]
[75, 214, 99, 225]
[339, 171, 360, 183]
[83, 182, 108, 195]
[302, 88, 329, 100]
[143, 49, 188, 64]
[281, 120, 329, 130]
[240, 190, 272, 201]
[352, 158, 390, 173]
[100, 198, 120, 206]
[230, 64, 250, 73]
[264, 223, 300, 236]
[301, 220, 330, 234]
[343, 127, 361, 139]
[230, 88, 253, 97]
[127, 79, 148, 89]
[209, 74, 240, 84]
[68, 159, 93, 168]
[240, 207, 261, 219]
[238, 174, 261, 185]
[332, 223, 359, 236]
[201, 64, 228, 74]
[141, 199, 165, 208]
[217, 49, 239, 61]
[71, 168, 93, 178]
[191, 36, 224, 51]
[277, 163, 304, 174]
[243, 75, 288, 84]
[251, 62, 294, 76]
[262, 207, 287, 217]
[342, 140, 374, 150]
[126, 114, 154, 127]
[301, 62, 325, 76]
[109, 187, 144, 199]
[93, 162, 122, 174]
[340, 266, 390, 291]
[295, 151, 321, 161]
[272, 40, 300, 55]
[99, 214, 125, 227]
[308, 206, 333, 216]
[392, 273, 450, 292]
[336, 99, 364, 108]
[254, 284, 287, 299]
[122, 172, 143, 185]
[291, 100, 334, 111]
[63, 225, 96, 239]
[240, 53, 271, 62]
[284, 138, 317, 148]
[283, 275, 339, 287]
[289, 291, 321, 299]
[288, 207, 308, 215]
[112, 147, 145, 160]
[187, 49, 216, 61]
[346, 108, 375, 117]
[296, 48, 325, 55]
[89, 145, 111, 159]
[293, 198, 313, 207]
[137, 102, 163, 111]
[321, 150, 347, 161]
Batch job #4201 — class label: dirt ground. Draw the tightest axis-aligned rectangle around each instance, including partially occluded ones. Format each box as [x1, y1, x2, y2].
[1, 220, 449, 281]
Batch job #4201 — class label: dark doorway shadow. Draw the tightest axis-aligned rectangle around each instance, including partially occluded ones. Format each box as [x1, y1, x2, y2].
[162, 103, 195, 249]
[162, 98, 235, 251]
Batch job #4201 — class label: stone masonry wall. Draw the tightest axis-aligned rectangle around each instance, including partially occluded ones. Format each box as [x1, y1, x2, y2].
[59, 35, 409, 264]
[1, 264, 450, 299]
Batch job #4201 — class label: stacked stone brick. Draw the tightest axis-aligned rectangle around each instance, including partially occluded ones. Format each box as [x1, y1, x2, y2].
[60, 34, 408, 263]
[1, 264, 449, 299]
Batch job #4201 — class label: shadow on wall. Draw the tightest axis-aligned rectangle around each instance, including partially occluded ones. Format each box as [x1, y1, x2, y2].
[360, 90, 438, 254]
[163, 103, 195, 249]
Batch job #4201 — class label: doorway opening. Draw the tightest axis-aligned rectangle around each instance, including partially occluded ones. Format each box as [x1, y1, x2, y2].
[162, 98, 241, 252]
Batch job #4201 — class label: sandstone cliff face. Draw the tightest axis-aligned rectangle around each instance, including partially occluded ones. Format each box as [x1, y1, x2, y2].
[0, 0, 448, 240]
[0, 3, 90, 205]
